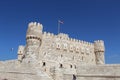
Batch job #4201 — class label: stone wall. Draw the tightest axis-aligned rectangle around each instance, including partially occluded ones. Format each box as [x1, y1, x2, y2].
[39, 32, 96, 68]
[76, 64, 120, 80]
[18, 22, 105, 66]
[0, 60, 53, 80]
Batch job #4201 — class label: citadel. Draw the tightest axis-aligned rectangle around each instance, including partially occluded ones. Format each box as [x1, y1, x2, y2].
[0, 22, 120, 80]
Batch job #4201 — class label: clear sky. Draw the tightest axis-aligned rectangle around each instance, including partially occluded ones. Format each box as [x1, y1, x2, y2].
[0, 0, 120, 64]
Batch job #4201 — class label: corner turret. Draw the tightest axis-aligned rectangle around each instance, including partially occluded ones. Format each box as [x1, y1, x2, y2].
[94, 40, 105, 65]
[24, 22, 43, 62]
[17, 45, 25, 62]
[26, 22, 43, 40]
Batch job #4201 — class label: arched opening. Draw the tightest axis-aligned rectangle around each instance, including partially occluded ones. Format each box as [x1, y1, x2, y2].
[73, 74, 76, 80]
[35, 37, 37, 39]
[81, 52, 84, 54]
[70, 65, 72, 68]
[30, 36, 32, 39]
[43, 62, 46, 66]
[33, 36, 35, 39]
[60, 64, 63, 68]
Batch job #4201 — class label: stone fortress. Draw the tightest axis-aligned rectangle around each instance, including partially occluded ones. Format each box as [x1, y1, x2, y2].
[0, 22, 120, 80]
[19, 22, 105, 66]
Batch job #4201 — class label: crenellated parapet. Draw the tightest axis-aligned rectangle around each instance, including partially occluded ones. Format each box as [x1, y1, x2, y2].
[23, 22, 43, 63]
[57, 33, 69, 40]
[43, 32, 94, 51]
[94, 40, 105, 52]
[20, 22, 104, 65]
[42, 32, 94, 54]
[26, 22, 43, 41]
[26, 22, 43, 47]
[94, 40, 105, 65]
[43, 32, 54, 38]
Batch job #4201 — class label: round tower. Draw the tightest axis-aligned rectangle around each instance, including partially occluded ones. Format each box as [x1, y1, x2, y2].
[94, 40, 105, 65]
[25, 22, 43, 62]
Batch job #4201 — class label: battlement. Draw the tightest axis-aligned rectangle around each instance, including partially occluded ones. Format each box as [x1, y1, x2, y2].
[28, 22, 43, 31]
[26, 22, 43, 39]
[57, 33, 69, 39]
[43, 32, 54, 37]
[94, 40, 105, 52]
[23, 22, 105, 66]
[42, 31, 94, 47]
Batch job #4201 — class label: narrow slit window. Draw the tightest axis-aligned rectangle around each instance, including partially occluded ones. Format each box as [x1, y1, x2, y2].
[60, 64, 63, 68]
[43, 62, 46, 66]
[70, 65, 72, 68]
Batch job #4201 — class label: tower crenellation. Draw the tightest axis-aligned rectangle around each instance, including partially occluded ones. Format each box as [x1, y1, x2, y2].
[18, 22, 105, 67]
[27, 22, 43, 39]
[3, 21, 120, 80]
[94, 40, 105, 52]
[23, 22, 43, 63]
[94, 40, 105, 65]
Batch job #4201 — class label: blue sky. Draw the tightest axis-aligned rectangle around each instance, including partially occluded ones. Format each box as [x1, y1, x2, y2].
[0, 0, 120, 64]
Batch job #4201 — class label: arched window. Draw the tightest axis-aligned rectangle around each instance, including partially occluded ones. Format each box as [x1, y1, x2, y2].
[70, 65, 72, 68]
[76, 47, 79, 53]
[81, 52, 84, 54]
[70, 45, 73, 52]
[63, 43, 67, 50]
[30, 36, 32, 39]
[73, 74, 76, 80]
[60, 64, 63, 68]
[56, 43, 60, 50]
[43, 62, 46, 66]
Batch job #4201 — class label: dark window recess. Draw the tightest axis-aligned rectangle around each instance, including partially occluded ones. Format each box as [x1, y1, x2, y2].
[30, 36, 32, 39]
[70, 65, 72, 68]
[43, 62, 46, 66]
[73, 74, 76, 80]
[60, 64, 63, 68]
[81, 52, 84, 54]
[22, 55, 25, 59]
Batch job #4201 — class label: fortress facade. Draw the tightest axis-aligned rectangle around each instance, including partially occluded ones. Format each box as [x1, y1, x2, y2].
[18, 22, 105, 66]
[0, 22, 120, 80]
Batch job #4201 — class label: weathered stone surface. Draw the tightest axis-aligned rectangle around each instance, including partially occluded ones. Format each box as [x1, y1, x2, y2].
[0, 22, 120, 80]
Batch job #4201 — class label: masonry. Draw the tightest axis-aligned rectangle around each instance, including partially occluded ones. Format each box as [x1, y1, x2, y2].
[0, 22, 120, 80]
